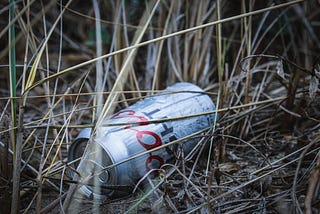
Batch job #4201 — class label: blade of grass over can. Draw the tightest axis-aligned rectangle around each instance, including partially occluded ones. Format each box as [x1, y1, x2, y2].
[68, 82, 218, 199]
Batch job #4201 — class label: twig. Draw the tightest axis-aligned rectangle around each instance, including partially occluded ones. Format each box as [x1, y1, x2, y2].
[291, 136, 318, 213]
[304, 162, 320, 214]
[40, 192, 68, 214]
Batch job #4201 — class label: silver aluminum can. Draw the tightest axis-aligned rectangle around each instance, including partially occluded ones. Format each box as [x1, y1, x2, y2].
[68, 82, 217, 199]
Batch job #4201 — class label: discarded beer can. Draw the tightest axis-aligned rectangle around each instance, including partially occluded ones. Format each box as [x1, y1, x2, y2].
[68, 82, 217, 199]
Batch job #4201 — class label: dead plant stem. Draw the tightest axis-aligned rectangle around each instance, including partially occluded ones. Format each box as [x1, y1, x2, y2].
[23, 0, 304, 94]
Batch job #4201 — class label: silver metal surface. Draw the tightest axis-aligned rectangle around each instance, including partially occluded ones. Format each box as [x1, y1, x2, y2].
[68, 82, 217, 199]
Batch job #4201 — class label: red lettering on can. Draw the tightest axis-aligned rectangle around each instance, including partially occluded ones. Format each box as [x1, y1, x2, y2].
[136, 130, 162, 150]
[146, 155, 164, 171]
[112, 110, 165, 171]
[111, 110, 135, 118]
[111, 110, 148, 128]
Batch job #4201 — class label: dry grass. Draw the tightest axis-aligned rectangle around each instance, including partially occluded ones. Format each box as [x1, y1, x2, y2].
[1, 0, 320, 213]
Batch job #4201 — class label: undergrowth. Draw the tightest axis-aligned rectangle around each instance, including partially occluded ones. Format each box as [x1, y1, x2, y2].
[0, 0, 319, 213]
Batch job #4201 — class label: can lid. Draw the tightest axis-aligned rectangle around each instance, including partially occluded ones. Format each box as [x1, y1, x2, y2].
[68, 128, 92, 175]
[77, 145, 116, 200]
[68, 128, 124, 199]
